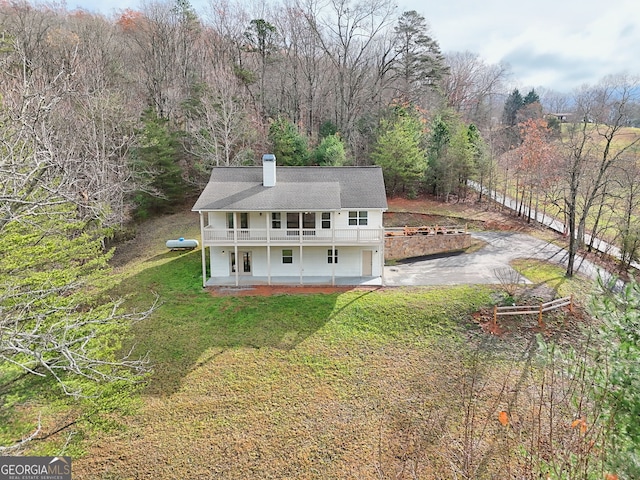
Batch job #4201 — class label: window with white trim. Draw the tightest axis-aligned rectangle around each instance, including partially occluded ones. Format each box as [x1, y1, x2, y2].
[327, 249, 338, 264]
[282, 249, 293, 264]
[321, 212, 331, 229]
[239, 212, 249, 229]
[348, 211, 368, 226]
[272, 212, 281, 229]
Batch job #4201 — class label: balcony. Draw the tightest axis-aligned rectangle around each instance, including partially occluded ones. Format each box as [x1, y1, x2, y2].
[202, 227, 384, 246]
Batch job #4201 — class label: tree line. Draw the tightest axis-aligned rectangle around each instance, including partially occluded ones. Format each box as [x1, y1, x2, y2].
[496, 81, 640, 276]
[1, 0, 510, 227]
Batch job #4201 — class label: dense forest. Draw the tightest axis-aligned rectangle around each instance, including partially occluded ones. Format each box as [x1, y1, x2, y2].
[2, 0, 638, 254]
[0, 0, 510, 228]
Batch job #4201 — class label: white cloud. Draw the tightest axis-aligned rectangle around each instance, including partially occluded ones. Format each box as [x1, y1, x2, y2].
[401, 0, 640, 91]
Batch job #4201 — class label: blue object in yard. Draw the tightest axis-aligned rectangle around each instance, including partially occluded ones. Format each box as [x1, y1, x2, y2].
[166, 238, 199, 250]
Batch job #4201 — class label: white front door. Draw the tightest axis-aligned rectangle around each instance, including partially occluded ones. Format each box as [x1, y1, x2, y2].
[362, 250, 373, 276]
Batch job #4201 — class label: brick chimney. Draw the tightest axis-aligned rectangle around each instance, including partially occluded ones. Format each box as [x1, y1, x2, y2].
[262, 154, 276, 187]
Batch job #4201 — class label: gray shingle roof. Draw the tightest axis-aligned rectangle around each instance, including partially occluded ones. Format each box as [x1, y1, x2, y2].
[192, 166, 388, 211]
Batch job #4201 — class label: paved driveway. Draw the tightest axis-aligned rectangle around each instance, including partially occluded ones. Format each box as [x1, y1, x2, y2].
[384, 231, 612, 286]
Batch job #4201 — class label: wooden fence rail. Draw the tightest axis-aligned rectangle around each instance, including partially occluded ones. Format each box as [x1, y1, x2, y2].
[493, 296, 573, 327]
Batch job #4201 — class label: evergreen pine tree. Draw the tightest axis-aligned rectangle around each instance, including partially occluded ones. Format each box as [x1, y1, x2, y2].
[311, 134, 346, 166]
[393, 11, 449, 101]
[502, 88, 524, 126]
[523, 88, 540, 106]
[131, 109, 186, 219]
[372, 105, 427, 197]
[268, 116, 310, 166]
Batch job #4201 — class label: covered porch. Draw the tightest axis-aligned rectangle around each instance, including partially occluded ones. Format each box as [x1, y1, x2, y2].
[200, 243, 385, 287]
[204, 275, 383, 287]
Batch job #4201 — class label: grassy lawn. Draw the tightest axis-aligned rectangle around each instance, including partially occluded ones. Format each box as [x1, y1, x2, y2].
[75, 241, 501, 478]
[8, 207, 597, 478]
[511, 258, 597, 304]
[62, 210, 512, 478]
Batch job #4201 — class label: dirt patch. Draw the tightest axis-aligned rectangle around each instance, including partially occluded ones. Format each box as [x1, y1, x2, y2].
[469, 297, 591, 349]
[207, 285, 383, 297]
[386, 195, 541, 233]
[385, 211, 448, 227]
[110, 208, 200, 268]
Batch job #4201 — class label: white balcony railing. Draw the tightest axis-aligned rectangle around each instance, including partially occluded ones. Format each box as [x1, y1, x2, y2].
[202, 227, 383, 245]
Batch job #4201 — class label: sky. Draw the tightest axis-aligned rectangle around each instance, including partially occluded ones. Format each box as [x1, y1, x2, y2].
[402, 0, 640, 93]
[67, 0, 639, 94]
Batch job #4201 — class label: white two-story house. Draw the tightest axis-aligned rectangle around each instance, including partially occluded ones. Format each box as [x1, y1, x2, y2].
[192, 154, 388, 286]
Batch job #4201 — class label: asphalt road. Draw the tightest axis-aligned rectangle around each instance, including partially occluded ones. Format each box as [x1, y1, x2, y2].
[384, 231, 612, 286]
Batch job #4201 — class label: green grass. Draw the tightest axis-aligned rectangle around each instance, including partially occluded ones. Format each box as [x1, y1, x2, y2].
[67, 233, 508, 478]
[8, 208, 598, 479]
[512, 258, 596, 303]
[117, 248, 494, 395]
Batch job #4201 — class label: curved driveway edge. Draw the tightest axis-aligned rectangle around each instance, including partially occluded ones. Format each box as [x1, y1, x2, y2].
[384, 231, 614, 287]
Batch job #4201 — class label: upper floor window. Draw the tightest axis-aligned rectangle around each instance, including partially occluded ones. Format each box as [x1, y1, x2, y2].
[303, 212, 315, 229]
[272, 212, 281, 229]
[348, 211, 368, 226]
[321, 212, 331, 229]
[287, 212, 299, 229]
[227, 212, 249, 229]
[239, 213, 249, 229]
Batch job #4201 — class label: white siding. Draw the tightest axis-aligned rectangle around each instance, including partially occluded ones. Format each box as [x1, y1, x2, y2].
[267, 247, 300, 276]
[333, 210, 384, 229]
[208, 212, 227, 229]
[206, 211, 268, 229]
[248, 212, 267, 229]
[209, 246, 230, 276]
[207, 210, 383, 230]
[247, 248, 269, 276]
[221, 246, 382, 277]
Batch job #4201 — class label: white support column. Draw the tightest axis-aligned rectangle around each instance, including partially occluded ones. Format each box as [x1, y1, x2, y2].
[233, 212, 239, 286]
[299, 246, 304, 285]
[266, 210, 271, 285]
[299, 212, 303, 285]
[199, 211, 207, 287]
[331, 212, 336, 286]
[209, 248, 215, 281]
[380, 226, 386, 286]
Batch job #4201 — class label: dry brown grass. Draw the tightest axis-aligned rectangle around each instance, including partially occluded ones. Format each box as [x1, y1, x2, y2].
[74, 340, 537, 479]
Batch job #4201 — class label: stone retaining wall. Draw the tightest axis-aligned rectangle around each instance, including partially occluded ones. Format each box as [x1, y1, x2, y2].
[384, 233, 472, 261]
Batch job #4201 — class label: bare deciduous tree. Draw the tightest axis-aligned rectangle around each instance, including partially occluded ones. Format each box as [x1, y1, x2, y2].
[185, 66, 257, 174]
[299, 0, 397, 159]
[559, 75, 640, 276]
[122, 0, 203, 121]
[441, 51, 508, 125]
[611, 150, 640, 270]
